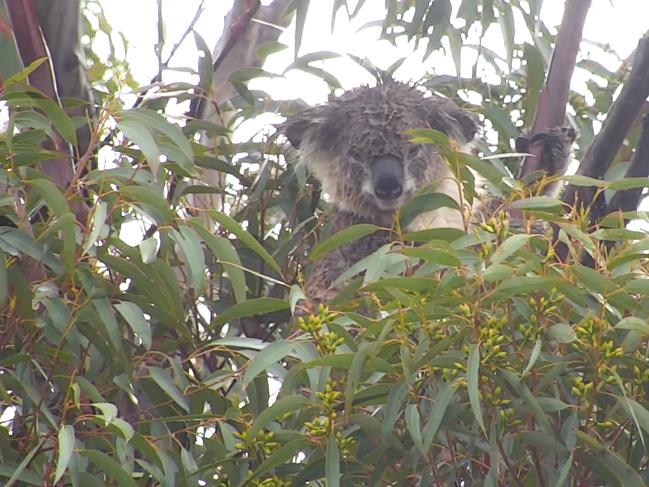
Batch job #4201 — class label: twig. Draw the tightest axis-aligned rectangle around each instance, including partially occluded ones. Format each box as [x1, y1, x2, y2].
[162, 0, 205, 70]
[188, 0, 262, 119]
[156, 0, 164, 81]
[519, 0, 591, 178]
[129, 0, 207, 110]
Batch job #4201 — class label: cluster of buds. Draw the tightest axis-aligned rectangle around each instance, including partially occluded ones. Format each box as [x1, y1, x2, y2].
[234, 429, 280, 457]
[297, 305, 344, 355]
[439, 361, 464, 382]
[571, 375, 595, 398]
[633, 360, 649, 386]
[249, 475, 292, 487]
[305, 380, 357, 457]
[478, 315, 510, 370]
[529, 291, 563, 324]
[316, 379, 343, 415]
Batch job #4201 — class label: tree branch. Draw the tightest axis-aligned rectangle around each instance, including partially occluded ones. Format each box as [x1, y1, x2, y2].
[562, 35, 649, 214]
[8, 0, 89, 223]
[607, 114, 649, 214]
[519, 0, 591, 178]
[190, 0, 291, 119]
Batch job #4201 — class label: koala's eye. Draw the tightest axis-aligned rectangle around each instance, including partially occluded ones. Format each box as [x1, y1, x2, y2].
[406, 144, 421, 159]
[348, 148, 364, 161]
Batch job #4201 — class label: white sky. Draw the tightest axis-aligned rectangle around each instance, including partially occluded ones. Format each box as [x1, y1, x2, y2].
[97, 0, 649, 106]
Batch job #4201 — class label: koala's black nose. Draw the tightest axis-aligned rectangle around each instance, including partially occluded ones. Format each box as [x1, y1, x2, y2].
[372, 155, 404, 200]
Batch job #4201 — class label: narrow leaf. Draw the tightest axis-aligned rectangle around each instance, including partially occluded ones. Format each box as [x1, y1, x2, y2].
[467, 344, 486, 434]
[54, 425, 75, 484]
[242, 340, 296, 388]
[212, 298, 288, 329]
[325, 433, 341, 487]
[310, 224, 382, 261]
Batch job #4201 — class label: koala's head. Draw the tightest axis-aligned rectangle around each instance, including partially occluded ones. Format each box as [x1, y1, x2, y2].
[282, 82, 478, 219]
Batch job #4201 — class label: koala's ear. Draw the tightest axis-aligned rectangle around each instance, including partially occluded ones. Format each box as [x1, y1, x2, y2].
[420, 98, 479, 145]
[449, 108, 479, 144]
[281, 105, 331, 149]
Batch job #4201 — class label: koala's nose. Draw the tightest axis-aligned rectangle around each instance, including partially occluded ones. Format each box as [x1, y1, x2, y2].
[372, 155, 404, 200]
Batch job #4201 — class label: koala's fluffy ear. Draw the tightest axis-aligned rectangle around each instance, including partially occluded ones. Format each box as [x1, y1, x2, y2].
[419, 98, 479, 145]
[448, 108, 479, 144]
[281, 105, 331, 149]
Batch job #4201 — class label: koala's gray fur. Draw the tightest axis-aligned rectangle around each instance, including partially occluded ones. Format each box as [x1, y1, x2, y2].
[282, 81, 573, 308]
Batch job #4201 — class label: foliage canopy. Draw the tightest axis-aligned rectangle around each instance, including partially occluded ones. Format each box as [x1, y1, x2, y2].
[1, 1, 649, 485]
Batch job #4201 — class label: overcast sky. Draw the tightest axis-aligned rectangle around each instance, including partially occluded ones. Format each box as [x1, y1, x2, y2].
[98, 0, 648, 106]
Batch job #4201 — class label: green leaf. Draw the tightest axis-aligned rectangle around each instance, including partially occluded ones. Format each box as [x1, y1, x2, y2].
[620, 396, 649, 438]
[207, 211, 282, 274]
[382, 382, 408, 437]
[93, 402, 118, 424]
[491, 234, 531, 265]
[212, 297, 288, 329]
[292, 0, 311, 57]
[522, 338, 542, 376]
[252, 438, 310, 479]
[575, 431, 645, 487]
[147, 366, 190, 412]
[79, 450, 138, 487]
[0, 247, 6, 307]
[170, 226, 205, 291]
[90, 296, 124, 356]
[242, 340, 296, 388]
[405, 404, 424, 453]
[193, 31, 213, 91]
[483, 103, 517, 140]
[556, 453, 574, 487]
[118, 119, 160, 175]
[537, 397, 570, 413]
[467, 344, 486, 435]
[547, 323, 576, 343]
[249, 395, 312, 438]
[4, 91, 77, 145]
[118, 108, 193, 171]
[229, 67, 279, 83]
[121, 185, 174, 223]
[562, 175, 605, 187]
[506, 196, 562, 211]
[398, 192, 460, 228]
[422, 381, 455, 450]
[256, 41, 289, 60]
[573, 264, 617, 295]
[115, 301, 152, 349]
[4, 439, 45, 487]
[325, 433, 341, 487]
[28, 178, 76, 272]
[109, 418, 135, 442]
[490, 276, 554, 298]
[406, 128, 451, 146]
[54, 425, 75, 484]
[608, 177, 649, 190]
[191, 223, 247, 303]
[518, 431, 568, 454]
[615, 317, 649, 336]
[310, 224, 382, 261]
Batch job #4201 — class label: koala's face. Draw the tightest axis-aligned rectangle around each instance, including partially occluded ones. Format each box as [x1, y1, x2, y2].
[282, 82, 477, 218]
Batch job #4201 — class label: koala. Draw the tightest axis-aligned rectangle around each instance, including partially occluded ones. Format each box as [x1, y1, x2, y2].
[282, 81, 573, 308]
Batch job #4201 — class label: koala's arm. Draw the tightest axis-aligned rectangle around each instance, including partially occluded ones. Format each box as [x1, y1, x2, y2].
[304, 211, 391, 308]
[516, 126, 576, 195]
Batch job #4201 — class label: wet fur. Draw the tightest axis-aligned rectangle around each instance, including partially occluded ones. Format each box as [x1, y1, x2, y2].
[282, 82, 573, 306]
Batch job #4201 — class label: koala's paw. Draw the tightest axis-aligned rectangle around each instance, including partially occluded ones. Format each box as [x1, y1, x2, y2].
[529, 126, 577, 175]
